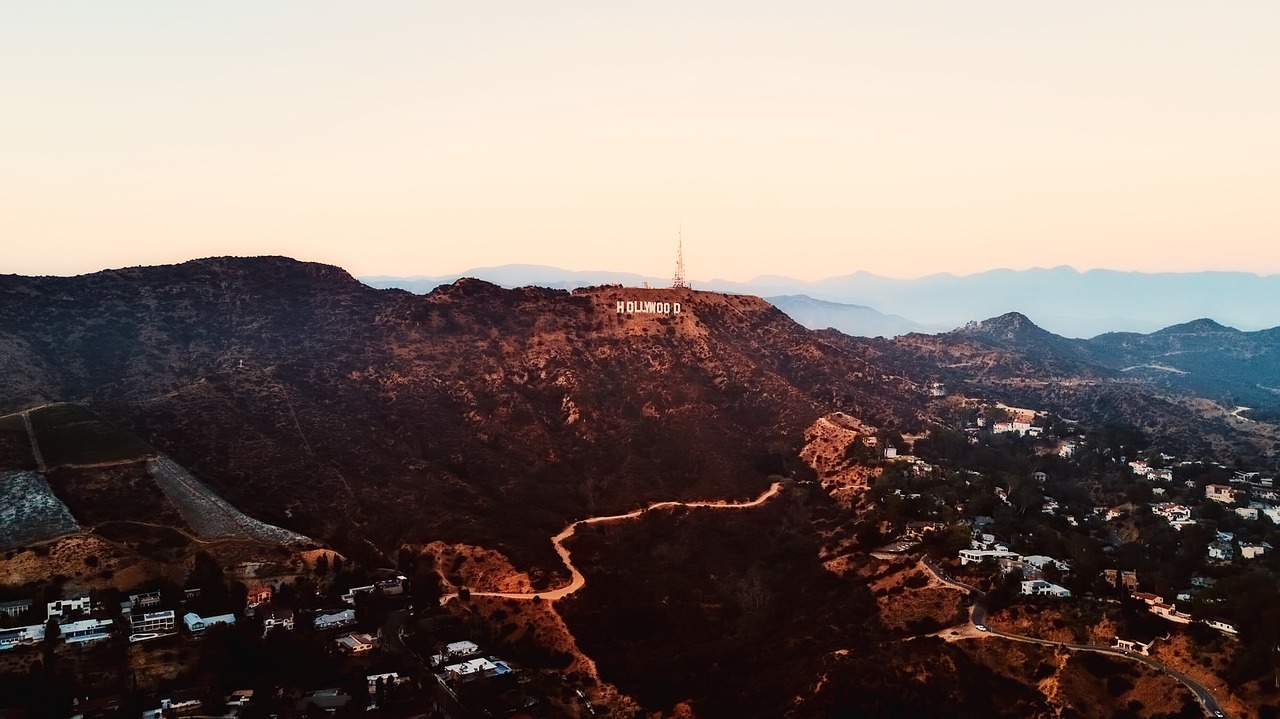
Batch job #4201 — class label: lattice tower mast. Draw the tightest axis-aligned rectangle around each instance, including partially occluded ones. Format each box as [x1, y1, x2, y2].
[672, 226, 690, 289]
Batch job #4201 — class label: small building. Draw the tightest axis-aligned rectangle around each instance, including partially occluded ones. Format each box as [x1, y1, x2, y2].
[314, 609, 356, 630]
[1204, 619, 1239, 636]
[443, 657, 515, 685]
[127, 592, 162, 611]
[61, 618, 114, 645]
[432, 640, 481, 666]
[1021, 580, 1071, 598]
[1205, 484, 1238, 504]
[0, 599, 32, 619]
[161, 689, 204, 716]
[258, 605, 295, 635]
[47, 596, 91, 620]
[245, 586, 273, 606]
[1240, 542, 1271, 559]
[335, 632, 376, 654]
[183, 612, 236, 635]
[0, 624, 45, 650]
[1113, 637, 1154, 655]
[1207, 541, 1233, 561]
[296, 689, 352, 714]
[958, 549, 1021, 566]
[1235, 507, 1260, 521]
[129, 610, 175, 634]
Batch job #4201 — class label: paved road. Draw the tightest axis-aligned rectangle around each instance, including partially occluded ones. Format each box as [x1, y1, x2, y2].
[440, 482, 785, 604]
[920, 557, 1228, 718]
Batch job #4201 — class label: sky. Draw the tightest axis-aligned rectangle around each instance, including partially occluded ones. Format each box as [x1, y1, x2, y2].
[3, 2, 1278, 281]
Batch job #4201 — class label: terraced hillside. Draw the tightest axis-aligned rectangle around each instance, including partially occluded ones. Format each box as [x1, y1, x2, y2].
[0, 471, 79, 550]
[147, 455, 309, 545]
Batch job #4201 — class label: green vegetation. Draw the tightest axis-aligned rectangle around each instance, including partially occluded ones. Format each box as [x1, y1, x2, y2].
[28, 404, 151, 468]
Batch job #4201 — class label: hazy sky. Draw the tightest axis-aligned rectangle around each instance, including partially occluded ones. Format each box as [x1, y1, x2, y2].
[4, 2, 1278, 280]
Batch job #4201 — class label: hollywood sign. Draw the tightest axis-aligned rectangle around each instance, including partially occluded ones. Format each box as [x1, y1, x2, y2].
[616, 300, 682, 315]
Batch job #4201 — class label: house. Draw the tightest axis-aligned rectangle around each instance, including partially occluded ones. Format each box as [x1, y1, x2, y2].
[258, 605, 295, 635]
[433, 640, 481, 666]
[1207, 542, 1233, 561]
[1150, 602, 1192, 623]
[314, 609, 356, 630]
[127, 591, 162, 611]
[1205, 484, 1238, 503]
[335, 632, 376, 654]
[61, 618, 114, 645]
[1235, 507, 1259, 521]
[958, 549, 1021, 566]
[1204, 619, 1239, 636]
[903, 521, 946, 539]
[1240, 542, 1271, 559]
[883, 446, 898, 458]
[128, 610, 175, 634]
[1021, 580, 1071, 598]
[296, 689, 352, 714]
[366, 673, 410, 708]
[1132, 592, 1163, 606]
[161, 689, 204, 716]
[0, 624, 45, 650]
[1152, 503, 1191, 523]
[340, 584, 375, 605]
[183, 612, 236, 635]
[1112, 637, 1154, 655]
[0, 599, 32, 619]
[47, 596, 91, 619]
[245, 586, 273, 606]
[1023, 555, 1070, 575]
[443, 657, 515, 685]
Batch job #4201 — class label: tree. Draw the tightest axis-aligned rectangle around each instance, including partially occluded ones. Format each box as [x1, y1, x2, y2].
[314, 553, 330, 577]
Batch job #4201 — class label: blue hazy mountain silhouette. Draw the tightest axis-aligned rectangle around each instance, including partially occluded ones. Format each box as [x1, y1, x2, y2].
[361, 265, 1280, 338]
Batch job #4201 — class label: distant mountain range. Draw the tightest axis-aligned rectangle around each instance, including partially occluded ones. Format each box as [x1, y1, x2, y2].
[362, 265, 1280, 338]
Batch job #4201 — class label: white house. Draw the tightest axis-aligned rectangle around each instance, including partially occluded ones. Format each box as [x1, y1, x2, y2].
[958, 549, 1021, 566]
[47, 596, 91, 619]
[1207, 542, 1233, 561]
[183, 612, 236, 634]
[1021, 580, 1071, 598]
[443, 657, 515, 685]
[259, 605, 295, 635]
[61, 618, 114, 645]
[1204, 619, 1239, 636]
[1235, 507, 1259, 521]
[0, 624, 46, 650]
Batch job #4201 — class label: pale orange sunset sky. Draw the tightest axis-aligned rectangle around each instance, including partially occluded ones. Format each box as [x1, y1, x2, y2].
[3, 2, 1278, 280]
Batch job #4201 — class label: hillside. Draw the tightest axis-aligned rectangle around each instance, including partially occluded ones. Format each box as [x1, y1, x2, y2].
[3, 258, 1275, 571]
[0, 258, 934, 574]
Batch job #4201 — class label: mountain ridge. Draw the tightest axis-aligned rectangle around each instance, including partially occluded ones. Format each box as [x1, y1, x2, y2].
[363, 264, 1280, 337]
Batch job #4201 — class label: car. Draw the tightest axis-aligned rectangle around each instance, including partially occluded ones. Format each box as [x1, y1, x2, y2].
[975, 624, 989, 632]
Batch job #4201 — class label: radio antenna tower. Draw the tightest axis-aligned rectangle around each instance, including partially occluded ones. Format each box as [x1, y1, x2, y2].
[671, 226, 690, 289]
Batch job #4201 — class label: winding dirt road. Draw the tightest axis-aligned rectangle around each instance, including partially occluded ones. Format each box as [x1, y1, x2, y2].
[442, 481, 784, 604]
